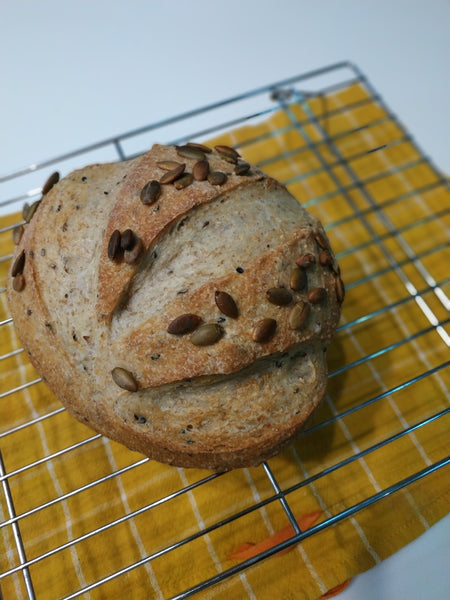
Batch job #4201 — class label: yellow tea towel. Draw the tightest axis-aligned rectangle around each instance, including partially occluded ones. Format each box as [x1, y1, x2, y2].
[1, 80, 449, 600]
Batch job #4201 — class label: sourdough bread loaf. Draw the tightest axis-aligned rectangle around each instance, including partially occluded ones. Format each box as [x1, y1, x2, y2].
[7, 143, 344, 471]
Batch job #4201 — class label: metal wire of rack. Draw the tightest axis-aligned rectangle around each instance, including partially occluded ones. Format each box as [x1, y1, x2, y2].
[0, 61, 449, 600]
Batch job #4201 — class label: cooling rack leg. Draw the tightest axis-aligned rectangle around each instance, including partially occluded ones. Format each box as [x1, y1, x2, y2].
[262, 462, 302, 534]
[0, 450, 36, 600]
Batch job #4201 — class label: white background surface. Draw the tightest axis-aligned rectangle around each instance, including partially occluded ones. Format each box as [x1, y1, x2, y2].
[1, 1, 449, 598]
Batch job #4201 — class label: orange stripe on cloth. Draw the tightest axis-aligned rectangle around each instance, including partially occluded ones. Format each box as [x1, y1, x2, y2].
[228, 510, 323, 560]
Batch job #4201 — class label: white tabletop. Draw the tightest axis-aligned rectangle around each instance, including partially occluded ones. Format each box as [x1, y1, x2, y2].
[1, 1, 449, 598]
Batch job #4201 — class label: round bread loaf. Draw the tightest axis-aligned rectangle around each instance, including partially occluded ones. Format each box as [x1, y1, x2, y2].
[7, 143, 344, 471]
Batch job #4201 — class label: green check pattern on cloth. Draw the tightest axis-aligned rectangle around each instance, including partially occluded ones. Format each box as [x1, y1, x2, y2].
[0, 81, 449, 600]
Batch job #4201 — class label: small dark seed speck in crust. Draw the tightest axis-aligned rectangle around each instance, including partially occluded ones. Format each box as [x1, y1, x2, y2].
[134, 414, 147, 424]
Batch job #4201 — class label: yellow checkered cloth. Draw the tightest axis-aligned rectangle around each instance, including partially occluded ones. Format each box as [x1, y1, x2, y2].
[1, 82, 449, 600]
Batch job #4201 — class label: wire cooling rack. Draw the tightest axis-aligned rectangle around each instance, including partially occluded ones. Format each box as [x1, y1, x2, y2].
[1, 61, 449, 600]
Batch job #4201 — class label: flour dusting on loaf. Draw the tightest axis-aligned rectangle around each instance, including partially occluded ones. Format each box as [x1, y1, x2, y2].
[7, 143, 344, 471]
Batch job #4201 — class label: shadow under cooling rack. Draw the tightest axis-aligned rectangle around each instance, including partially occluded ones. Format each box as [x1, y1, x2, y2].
[0, 61, 449, 600]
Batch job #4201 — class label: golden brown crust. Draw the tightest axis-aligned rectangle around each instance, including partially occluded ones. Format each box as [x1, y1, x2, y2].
[7, 144, 343, 471]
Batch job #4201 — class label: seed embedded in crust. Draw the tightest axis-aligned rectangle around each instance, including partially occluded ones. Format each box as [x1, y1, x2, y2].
[160, 163, 186, 184]
[176, 145, 206, 161]
[314, 231, 329, 250]
[140, 180, 161, 205]
[111, 367, 138, 392]
[216, 151, 237, 165]
[215, 290, 239, 318]
[157, 160, 183, 171]
[167, 313, 203, 335]
[295, 253, 316, 268]
[173, 173, 194, 190]
[190, 323, 223, 346]
[290, 266, 307, 291]
[235, 160, 251, 175]
[120, 229, 135, 251]
[134, 414, 147, 424]
[22, 203, 29, 221]
[177, 216, 189, 230]
[335, 276, 345, 303]
[192, 160, 210, 181]
[11, 250, 26, 277]
[186, 142, 212, 154]
[266, 287, 293, 306]
[42, 171, 60, 195]
[214, 144, 240, 159]
[108, 230, 122, 260]
[31, 200, 41, 219]
[13, 274, 25, 292]
[12, 225, 24, 245]
[319, 249, 333, 267]
[252, 318, 277, 343]
[123, 237, 144, 264]
[22, 200, 41, 223]
[208, 171, 228, 186]
[308, 287, 327, 304]
[288, 301, 310, 330]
